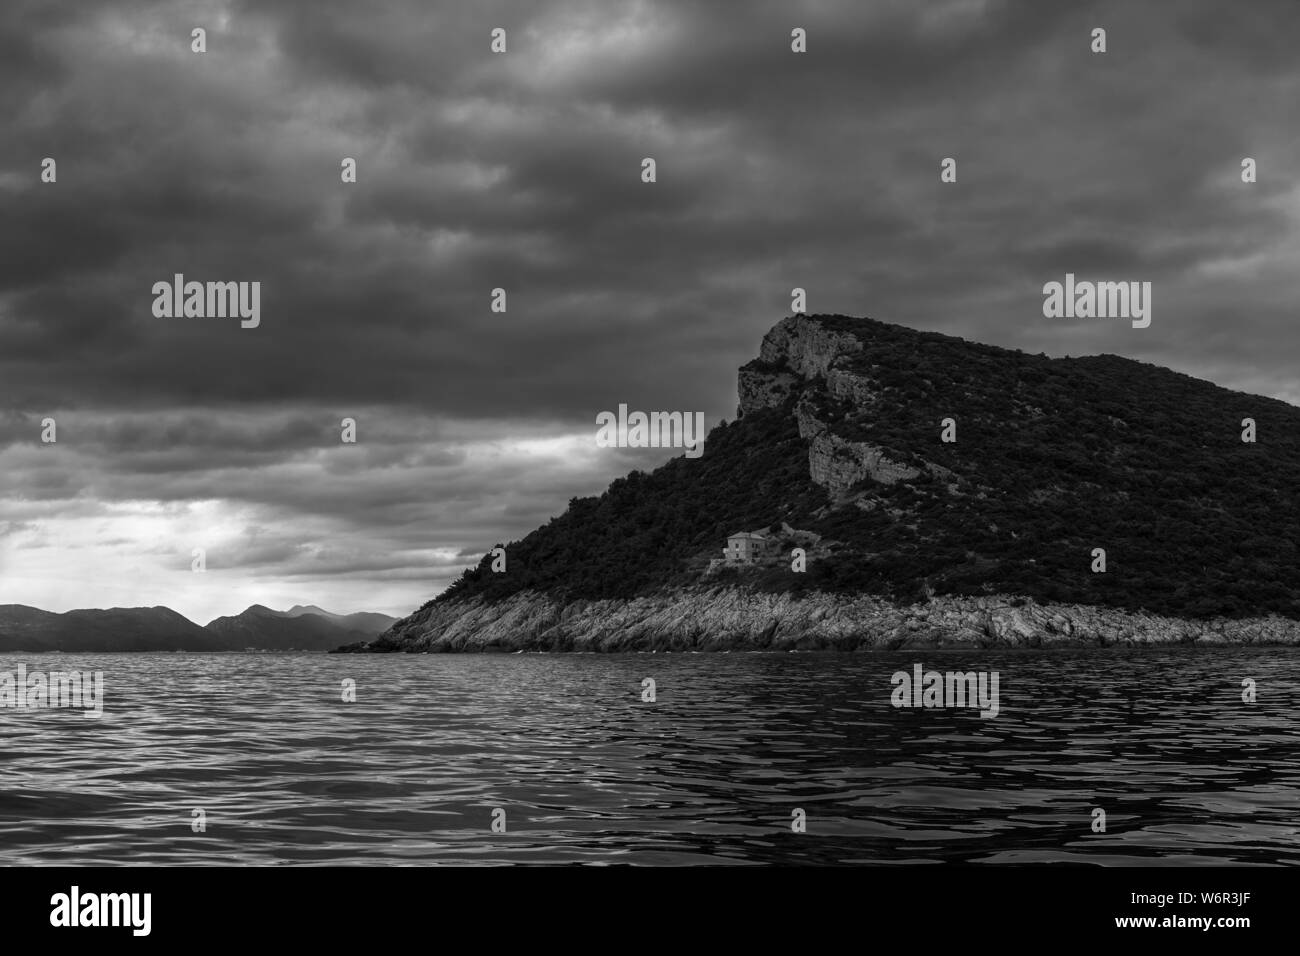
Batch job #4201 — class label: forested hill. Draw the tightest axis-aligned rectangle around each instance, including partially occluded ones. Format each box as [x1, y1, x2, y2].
[429, 313, 1300, 621]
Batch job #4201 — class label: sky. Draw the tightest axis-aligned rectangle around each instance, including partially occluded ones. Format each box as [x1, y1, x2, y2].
[1, 0, 1298, 623]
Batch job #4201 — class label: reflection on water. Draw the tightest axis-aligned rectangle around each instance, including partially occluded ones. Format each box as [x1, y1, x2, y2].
[1, 649, 1297, 865]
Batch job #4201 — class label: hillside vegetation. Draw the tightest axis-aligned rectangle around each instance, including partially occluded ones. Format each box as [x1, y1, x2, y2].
[431, 314, 1300, 621]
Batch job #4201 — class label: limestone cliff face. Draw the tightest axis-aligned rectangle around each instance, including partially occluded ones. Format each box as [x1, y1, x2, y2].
[739, 315, 868, 416]
[758, 314, 863, 378]
[794, 395, 920, 493]
[826, 368, 880, 408]
[335, 588, 1300, 653]
[739, 316, 937, 495]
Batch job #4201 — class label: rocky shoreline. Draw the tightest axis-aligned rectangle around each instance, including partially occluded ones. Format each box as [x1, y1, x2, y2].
[331, 588, 1300, 652]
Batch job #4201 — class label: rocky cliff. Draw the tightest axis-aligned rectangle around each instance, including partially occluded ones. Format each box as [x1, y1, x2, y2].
[335, 587, 1300, 652]
[749, 315, 956, 495]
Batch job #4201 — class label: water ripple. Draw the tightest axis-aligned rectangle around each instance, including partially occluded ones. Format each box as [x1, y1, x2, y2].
[0, 648, 1297, 864]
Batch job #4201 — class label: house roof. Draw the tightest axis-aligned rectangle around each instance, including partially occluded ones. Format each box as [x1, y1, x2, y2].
[727, 532, 767, 541]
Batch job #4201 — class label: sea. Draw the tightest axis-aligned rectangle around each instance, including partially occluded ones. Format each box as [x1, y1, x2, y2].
[1, 648, 1297, 865]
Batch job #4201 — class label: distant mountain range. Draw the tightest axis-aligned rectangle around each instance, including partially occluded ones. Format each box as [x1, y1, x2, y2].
[0, 603, 396, 652]
[204, 604, 396, 651]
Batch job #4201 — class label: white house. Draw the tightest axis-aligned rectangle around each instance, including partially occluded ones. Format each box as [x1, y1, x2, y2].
[723, 531, 774, 565]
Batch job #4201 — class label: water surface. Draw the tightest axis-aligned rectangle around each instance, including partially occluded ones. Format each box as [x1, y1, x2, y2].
[1, 649, 1297, 865]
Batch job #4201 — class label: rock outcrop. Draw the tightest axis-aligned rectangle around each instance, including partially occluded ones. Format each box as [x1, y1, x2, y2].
[794, 395, 921, 493]
[737, 365, 799, 413]
[739, 315, 869, 416]
[739, 315, 956, 496]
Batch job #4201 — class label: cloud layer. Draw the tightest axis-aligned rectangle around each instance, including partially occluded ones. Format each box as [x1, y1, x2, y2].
[2, 0, 1297, 620]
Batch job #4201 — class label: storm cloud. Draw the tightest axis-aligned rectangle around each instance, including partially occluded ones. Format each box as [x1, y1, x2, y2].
[2, 0, 1297, 620]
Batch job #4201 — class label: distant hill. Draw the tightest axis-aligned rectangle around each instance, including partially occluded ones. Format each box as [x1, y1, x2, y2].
[204, 604, 394, 651]
[342, 312, 1300, 652]
[0, 605, 228, 652]
[283, 605, 397, 635]
[0, 602, 396, 652]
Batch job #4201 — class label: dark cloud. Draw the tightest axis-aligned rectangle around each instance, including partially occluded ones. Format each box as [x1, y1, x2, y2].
[1, 0, 1298, 618]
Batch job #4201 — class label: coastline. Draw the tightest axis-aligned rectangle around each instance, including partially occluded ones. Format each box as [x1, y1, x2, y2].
[331, 587, 1300, 653]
